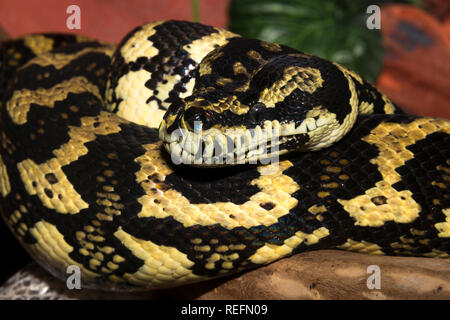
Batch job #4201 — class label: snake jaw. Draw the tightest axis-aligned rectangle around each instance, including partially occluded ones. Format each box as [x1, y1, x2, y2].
[160, 115, 340, 166]
[159, 91, 343, 166]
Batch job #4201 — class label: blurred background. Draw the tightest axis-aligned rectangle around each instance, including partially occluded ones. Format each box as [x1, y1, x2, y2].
[0, 0, 449, 284]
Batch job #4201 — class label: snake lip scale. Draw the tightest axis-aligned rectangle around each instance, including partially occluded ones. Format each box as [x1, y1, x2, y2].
[160, 118, 324, 166]
[0, 20, 448, 292]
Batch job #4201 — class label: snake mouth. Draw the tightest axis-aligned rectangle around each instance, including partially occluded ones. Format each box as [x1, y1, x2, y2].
[159, 118, 332, 166]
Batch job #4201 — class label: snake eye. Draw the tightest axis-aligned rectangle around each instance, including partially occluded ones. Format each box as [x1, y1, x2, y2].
[184, 107, 209, 131]
[248, 102, 265, 123]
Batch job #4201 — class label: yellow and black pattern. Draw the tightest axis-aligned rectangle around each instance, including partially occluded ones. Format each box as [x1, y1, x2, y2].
[0, 20, 449, 290]
[158, 37, 402, 165]
[105, 21, 237, 129]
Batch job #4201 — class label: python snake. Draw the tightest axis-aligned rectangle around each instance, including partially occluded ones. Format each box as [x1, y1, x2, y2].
[0, 20, 449, 291]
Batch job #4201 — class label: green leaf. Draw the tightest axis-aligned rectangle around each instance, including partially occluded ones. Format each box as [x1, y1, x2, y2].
[229, 0, 419, 82]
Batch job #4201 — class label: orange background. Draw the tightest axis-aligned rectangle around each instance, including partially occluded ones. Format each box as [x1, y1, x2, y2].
[0, 0, 229, 42]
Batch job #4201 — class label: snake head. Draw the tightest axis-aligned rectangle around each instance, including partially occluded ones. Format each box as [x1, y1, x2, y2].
[159, 38, 359, 166]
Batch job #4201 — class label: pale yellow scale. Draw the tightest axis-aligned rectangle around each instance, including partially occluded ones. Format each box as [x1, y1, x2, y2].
[106, 22, 237, 129]
[135, 146, 300, 230]
[338, 118, 450, 231]
[113, 227, 200, 287]
[0, 154, 11, 197]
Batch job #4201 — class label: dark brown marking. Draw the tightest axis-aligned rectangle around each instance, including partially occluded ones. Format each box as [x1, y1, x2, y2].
[44, 188, 54, 198]
[371, 196, 387, 205]
[260, 202, 275, 210]
[45, 173, 58, 184]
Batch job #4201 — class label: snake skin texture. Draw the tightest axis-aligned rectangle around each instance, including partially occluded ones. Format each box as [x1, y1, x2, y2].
[0, 21, 448, 293]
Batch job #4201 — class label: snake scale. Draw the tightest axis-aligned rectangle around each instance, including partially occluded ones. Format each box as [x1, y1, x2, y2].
[0, 20, 449, 292]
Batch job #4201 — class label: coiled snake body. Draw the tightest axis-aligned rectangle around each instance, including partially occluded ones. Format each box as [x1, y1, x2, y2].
[0, 20, 449, 291]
